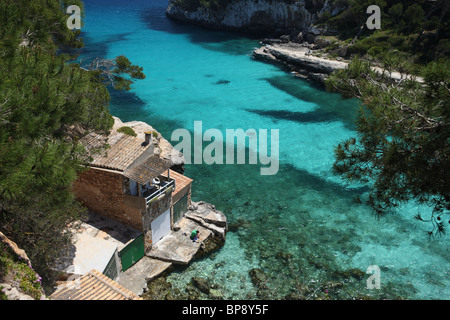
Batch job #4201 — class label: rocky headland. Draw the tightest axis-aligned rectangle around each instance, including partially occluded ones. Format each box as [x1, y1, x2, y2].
[165, 0, 349, 84]
[166, 0, 344, 36]
[253, 40, 348, 85]
[252, 39, 425, 85]
[166, 0, 424, 86]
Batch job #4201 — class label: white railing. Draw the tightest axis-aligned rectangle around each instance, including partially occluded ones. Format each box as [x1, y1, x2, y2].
[145, 179, 175, 205]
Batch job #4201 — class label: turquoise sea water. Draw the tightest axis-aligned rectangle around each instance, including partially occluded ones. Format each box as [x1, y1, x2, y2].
[79, 0, 449, 299]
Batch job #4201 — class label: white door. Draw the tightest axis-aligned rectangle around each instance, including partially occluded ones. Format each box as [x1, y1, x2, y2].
[151, 209, 171, 245]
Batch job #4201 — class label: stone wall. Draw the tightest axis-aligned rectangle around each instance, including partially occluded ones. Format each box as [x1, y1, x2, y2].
[142, 188, 173, 253]
[72, 168, 143, 231]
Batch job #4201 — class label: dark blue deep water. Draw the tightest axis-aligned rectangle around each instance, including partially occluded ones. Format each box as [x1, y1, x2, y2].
[78, 0, 449, 299]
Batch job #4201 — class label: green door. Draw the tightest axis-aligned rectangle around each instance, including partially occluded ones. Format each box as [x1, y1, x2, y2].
[119, 234, 144, 272]
[173, 192, 188, 224]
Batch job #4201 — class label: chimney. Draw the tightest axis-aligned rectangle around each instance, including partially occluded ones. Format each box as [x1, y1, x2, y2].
[144, 131, 152, 146]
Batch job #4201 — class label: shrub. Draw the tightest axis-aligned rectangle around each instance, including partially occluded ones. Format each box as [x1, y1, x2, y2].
[0, 242, 45, 300]
[117, 126, 137, 137]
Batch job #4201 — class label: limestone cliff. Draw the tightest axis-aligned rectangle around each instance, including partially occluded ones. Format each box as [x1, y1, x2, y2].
[166, 0, 342, 35]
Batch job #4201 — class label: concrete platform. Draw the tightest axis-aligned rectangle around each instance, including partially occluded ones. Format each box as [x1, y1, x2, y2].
[53, 212, 142, 277]
[147, 218, 212, 265]
[117, 257, 172, 296]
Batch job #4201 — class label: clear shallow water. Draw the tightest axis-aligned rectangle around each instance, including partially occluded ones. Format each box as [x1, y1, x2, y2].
[79, 0, 449, 299]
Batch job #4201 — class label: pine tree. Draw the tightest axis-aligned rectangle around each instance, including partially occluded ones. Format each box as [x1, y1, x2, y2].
[325, 58, 450, 236]
[0, 0, 144, 283]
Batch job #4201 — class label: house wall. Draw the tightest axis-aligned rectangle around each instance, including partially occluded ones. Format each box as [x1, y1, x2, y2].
[172, 183, 191, 205]
[72, 168, 143, 231]
[142, 188, 173, 253]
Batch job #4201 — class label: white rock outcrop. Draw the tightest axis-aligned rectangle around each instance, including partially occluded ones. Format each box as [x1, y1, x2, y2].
[166, 0, 323, 34]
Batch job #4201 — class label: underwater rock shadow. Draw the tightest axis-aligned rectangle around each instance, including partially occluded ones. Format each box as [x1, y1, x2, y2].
[245, 108, 338, 125]
[260, 76, 361, 130]
[73, 31, 136, 62]
[107, 89, 183, 133]
[215, 79, 231, 85]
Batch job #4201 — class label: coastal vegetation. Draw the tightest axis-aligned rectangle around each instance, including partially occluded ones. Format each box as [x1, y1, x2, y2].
[317, 0, 449, 71]
[117, 126, 138, 137]
[0, 0, 144, 288]
[321, 1, 449, 235]
[0, 241, 44, 300]
[326, 58, 449, 236]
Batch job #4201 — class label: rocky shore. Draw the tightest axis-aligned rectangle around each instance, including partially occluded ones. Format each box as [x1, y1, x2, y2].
[252, 36, 424, 86]
[253, 40, 347, 85]
[166, 1, 424, 86]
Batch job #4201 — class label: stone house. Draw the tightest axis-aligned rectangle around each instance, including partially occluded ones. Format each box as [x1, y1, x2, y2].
[73, 129, 192, 254]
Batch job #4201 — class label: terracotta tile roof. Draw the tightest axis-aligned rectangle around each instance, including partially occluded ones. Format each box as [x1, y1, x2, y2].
[80, 131, 152, 171]
[123, 155, 172, 185]
[164, 170, 193, 199]
[50, 269, 142, 300]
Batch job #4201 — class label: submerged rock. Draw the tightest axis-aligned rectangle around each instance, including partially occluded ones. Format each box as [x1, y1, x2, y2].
[209, 288, 224, 300]
[144, 277, 174, 300]
[332, 268, 366, 281]
[185, 283, 201, 300]
[275, 251, 293, 260]
[192, 277, 211, 294]
[227, 218, 252, 232]
[215, 79, 230, 85]
[249, 268, 268, 289]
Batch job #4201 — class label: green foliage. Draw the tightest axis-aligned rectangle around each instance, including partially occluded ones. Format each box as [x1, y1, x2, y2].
[0, 286, 7, 300]
[404, 3, 425, 33]
[117, 126, 137, 137]
[326, 58, 450, 236]
[0, 0, 85, 54]
[111, 55, 146, 91]
[0, 0, 142, 284]
[322, 0, 449, 64]
[0, 241, 45, 300]
[80, 55, 146, 91]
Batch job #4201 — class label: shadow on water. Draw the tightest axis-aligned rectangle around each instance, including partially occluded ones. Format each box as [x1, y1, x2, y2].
[77, 32, 135, 59]
[246, 108, 340, 125]
[107, 87, 184, 137]
[140, 6, 261, 56]
[107, 88, 148, 120]
[184, 143, 370, 206]
[257, 75, 362, 130]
